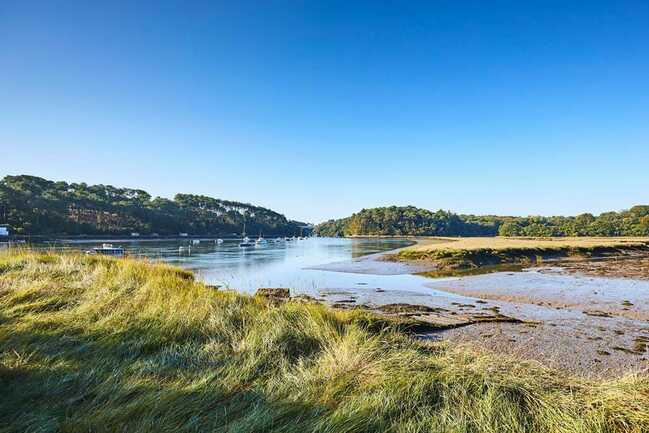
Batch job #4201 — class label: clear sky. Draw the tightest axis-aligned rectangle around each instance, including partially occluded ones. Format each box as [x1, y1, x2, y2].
[1, 1, 648, 223]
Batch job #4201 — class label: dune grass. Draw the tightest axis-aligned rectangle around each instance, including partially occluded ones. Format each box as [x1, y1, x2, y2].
[1, 251, 649, 432]
[397, 237, 649, 269]
[404, 237, 649, 252]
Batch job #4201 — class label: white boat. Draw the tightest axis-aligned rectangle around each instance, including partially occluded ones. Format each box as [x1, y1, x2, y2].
[255, 234, 267, 245]
[88, 244, 125, 256]
[191, 239, 200, 245]
[239, 221, 256, 247]
[275, 237, 283, 243]
[239, 231, 254, 247]
[216, 238, 224, 244]
[239, 236, 254, 247]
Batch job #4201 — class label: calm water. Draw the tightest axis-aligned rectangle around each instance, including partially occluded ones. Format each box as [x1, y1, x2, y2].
[33, 237, 467, 304]
[24, 237, 645, 315]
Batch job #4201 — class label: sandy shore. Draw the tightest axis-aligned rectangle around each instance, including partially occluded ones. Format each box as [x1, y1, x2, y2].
[423, 270, 649, 377]
[316, 238, 649, 377]
[552, 255, 649, 281]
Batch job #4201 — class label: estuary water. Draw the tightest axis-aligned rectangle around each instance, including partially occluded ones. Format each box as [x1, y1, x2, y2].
[36, 237, 467, 304]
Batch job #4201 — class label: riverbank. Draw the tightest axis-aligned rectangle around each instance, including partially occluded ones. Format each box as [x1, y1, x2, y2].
[308, 236, 649, 376]
[424, 267, 649, 375]
[3, 234, 244, 243]
[390, 236, 649, 271]
[2, 251, 649, 432]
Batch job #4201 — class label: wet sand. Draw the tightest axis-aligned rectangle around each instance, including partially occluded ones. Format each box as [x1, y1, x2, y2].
[552, 255, 649, 281]
[323, 285, 649, 377]
[425, 268, 649, 321]
[422, 262, 649, 377]
[313, 241, 649, 377]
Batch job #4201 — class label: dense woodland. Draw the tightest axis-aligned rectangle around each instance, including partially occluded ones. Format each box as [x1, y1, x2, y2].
[315, 205, 649, 237]
[0, 175, 307, 236]
[3, 175, 648, 238]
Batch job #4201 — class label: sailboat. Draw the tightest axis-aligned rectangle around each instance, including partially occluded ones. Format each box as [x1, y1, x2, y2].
[255, 232, 267, 245]
[239, 221, 254, 247]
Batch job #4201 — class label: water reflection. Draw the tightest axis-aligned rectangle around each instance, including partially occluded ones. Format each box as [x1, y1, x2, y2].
[30, 237, 428, 295]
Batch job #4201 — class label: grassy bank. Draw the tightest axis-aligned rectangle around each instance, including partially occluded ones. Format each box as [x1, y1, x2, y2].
[1, 251, 649, 432]
[395, 237, 649, 270]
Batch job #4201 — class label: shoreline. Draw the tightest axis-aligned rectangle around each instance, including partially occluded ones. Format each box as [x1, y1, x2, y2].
[311, 237, 649, 377]
[388, 236, 649, 272]
[5, 235, 262, 243]
[7, 237, 649, 377]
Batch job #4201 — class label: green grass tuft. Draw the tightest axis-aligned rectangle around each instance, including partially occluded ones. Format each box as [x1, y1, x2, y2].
[1, 250, 648, 432]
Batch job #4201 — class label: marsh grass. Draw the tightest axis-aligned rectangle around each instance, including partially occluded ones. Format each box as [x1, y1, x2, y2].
[398, 237, 649, 269]
[404, 236, 649, 252]
[1, 250, 648, 432]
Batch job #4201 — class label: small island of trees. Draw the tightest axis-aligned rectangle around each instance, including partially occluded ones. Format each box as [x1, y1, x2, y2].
[315, 205, 649, 237]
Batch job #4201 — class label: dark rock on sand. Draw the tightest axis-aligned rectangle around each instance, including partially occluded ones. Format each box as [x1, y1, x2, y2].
[255, 288, 290, 303]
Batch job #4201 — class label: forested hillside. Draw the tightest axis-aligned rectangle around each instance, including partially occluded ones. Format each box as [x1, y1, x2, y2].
[315, 205, 649, 237]
[0, 175, 306, 236]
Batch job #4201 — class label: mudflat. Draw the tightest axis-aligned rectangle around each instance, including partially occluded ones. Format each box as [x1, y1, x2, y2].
[420, 256, 649, 377]
[320, 238, 649, 377]
[553, 255, 649, 280]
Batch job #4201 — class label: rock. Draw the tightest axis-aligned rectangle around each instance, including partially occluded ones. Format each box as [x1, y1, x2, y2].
[583, 310, 613, 318]
[377, 303, 446, 314]
[335, 298, 357, 304]
[255, 288, 290, 303]
[292, 294, 320, 304]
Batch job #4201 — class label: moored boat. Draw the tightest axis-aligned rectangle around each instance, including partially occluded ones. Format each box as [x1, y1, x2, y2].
[88, 244, 125, 256]
[239, 221, 254, 247]
[239, 236, 254, 247]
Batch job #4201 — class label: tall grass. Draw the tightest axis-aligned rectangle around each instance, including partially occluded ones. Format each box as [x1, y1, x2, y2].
[397, 237, 649, 268]
[1, 251, 648, 432]
[405, 236, 649, 252]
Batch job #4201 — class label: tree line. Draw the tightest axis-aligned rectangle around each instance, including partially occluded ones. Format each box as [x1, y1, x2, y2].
[315, 205, 649, 237]
[0, 175, 307, 237]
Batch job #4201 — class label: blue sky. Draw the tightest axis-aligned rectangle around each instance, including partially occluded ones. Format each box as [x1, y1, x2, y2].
[1, 1, 648, 223]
